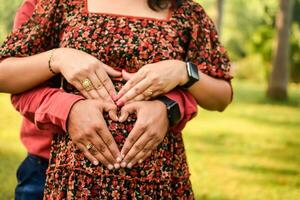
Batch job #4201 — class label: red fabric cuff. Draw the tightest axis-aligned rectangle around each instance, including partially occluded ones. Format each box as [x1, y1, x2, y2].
[35, 90, 84, 133]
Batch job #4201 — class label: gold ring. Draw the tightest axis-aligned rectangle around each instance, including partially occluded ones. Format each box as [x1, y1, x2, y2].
[81, 79, 93, 91]
[146, 89, 153, 96]
[86, 143, 94, 151]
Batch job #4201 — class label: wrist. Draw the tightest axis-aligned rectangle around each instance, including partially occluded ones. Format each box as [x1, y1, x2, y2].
[49, 48, 62, 73]
[177, 60, 189, 86]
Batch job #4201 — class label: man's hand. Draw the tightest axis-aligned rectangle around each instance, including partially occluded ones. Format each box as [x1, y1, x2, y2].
[67, 99, 122, 170]
[118, 100, 169, 168]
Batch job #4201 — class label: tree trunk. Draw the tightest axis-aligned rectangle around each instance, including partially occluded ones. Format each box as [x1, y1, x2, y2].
[267, 0, 294, 100]
[216, 0, 224, 36]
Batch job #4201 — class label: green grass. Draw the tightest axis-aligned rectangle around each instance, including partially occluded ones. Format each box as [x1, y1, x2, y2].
[0, 80, 300, 200]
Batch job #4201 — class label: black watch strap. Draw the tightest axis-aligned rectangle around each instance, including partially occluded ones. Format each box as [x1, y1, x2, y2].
[182, 62, 200, 89]
[157, 96, 181, 126]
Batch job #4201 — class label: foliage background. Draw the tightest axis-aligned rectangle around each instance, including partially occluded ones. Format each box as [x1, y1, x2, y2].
[0, 0, 300, 199]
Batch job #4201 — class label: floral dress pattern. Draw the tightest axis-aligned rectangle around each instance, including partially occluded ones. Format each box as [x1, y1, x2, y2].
[0, 0, 232, 199]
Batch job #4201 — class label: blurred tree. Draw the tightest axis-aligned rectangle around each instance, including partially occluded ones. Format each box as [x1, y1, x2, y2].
[267, 0, 295, 99]
[216, 0, 224, 36]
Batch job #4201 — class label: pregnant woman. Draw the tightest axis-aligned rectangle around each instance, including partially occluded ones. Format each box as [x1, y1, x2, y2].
[0, 0, 232, 199]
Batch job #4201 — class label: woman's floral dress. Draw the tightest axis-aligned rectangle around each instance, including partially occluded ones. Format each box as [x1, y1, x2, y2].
[0, 0, 231, 199]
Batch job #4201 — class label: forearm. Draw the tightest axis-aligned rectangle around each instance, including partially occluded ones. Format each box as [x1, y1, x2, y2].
[188, 71, 232, 112]
[11, 85, 84, 132]
[0, 50, 54, 93]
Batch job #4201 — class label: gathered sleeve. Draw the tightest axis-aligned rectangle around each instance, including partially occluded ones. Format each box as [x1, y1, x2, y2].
[185, 4, 232, 82]
[0, 0, 64, 60]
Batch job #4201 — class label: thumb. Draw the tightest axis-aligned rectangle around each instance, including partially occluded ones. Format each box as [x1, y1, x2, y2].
[103, 65, 122, 77]
[122, 70, 136, 81]
[119, 103, 137, 122]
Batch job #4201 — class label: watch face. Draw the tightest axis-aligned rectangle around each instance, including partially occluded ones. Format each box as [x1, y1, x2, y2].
[183, 62, 199, 89]
[157, 96, 181, 125]
[188, 62, 199, 82]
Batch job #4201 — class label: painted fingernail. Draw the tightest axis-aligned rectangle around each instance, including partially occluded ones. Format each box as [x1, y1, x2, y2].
[117, 100, 124, 107]
[116, 156, 122, 162]
[114, 163, 120, 169]
[127, 162, 132, 168]
[93, 160, 99, 165]
[108, 164, 114, 170]
[121, 161, 127, 168]
[112, 95, 118, 101]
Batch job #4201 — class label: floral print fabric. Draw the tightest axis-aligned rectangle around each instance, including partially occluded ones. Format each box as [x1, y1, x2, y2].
[0, 0, 231, 199]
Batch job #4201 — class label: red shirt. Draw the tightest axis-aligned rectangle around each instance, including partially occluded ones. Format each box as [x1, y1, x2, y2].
[11, 0, 198, 159]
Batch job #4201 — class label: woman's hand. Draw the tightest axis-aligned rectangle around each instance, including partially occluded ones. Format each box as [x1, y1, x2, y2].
[52, 48, 121, 101]
[115, 60, 188, 106]
[118, 100, 169, 168]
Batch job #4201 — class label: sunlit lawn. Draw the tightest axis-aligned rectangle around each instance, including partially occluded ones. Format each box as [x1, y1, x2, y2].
[0, 80, 300, 200]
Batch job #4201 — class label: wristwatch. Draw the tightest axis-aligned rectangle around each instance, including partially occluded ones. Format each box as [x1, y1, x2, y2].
[181, 62, 200, 89]
[157, 96, 181, 126]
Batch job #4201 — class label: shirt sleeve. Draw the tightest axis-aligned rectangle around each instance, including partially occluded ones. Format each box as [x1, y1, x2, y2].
[186, 4, 233, 82]
[165, 89, 198, 133]
[13, 0, 37, 31]
[0, 0, 63, 61]
[11, 85, 84, 133]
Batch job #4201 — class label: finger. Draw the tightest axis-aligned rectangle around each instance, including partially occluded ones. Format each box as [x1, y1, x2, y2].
[118, 103, 138, 122]
[117, 69, 147, 99]
[130, 141, 154, 167]
[95, 66, 117, 97]
[88, 73, 104, 99]
[101, 102, 118, 121]
[108, 110, 119, 122]
[95, 84, 115, 103]
[76, 143, 99, 166]
[122, 70, 136, 81]
[97, 114, 122, 162]
[88, 136, 117, 170]
[116, 78, 151, 106]
[121, 130, 149, 168]
[73, 81, 92, 99]
[120, 121, 146, 161]
[103, 64, 122, 77]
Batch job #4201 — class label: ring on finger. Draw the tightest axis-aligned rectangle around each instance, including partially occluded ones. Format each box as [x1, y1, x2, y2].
[86, 143, 94, 151]
[145, 89, 153, 97]
[81, 78, 93, 91]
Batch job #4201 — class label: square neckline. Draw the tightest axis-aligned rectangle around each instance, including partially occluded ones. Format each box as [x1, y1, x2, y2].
[83, 0, 174, 22]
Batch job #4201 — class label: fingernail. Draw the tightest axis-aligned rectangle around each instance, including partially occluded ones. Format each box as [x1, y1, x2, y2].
[121, 154, 125, 159]
[112, 95, 118, 101]
[127, 162, 132, 168]
[114, 163, 120, 169]
[117, 100, 124, 107]
[93, 160, 99, 165]
[108, 164, 114, 170]
[116, 156, 122, 162]
[138, 159, 143, 164]
[121, 161, 127, 168]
